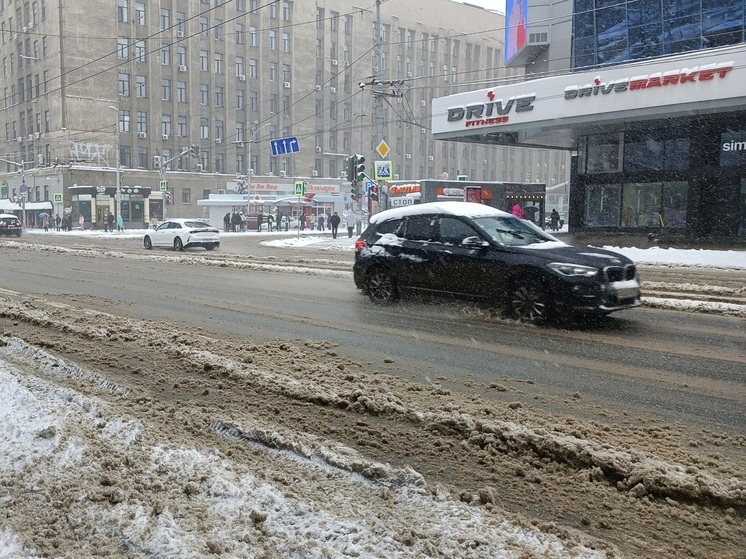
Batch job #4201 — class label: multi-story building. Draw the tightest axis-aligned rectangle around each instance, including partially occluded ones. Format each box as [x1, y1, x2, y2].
[434, 0, 746, 241]
[0, 0, 569, 228]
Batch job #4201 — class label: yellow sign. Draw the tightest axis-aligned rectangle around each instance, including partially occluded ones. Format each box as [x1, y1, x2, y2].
[376, 140, 390, 159]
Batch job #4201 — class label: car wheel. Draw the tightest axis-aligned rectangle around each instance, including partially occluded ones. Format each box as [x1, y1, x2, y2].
[205, 243, 216, 251]
[15, 230, 21, 237]
[174, 237, 184, 251]
[143, 236, 153, 250]
[507, 280, 550, 323]
[366, 267, 399, 304]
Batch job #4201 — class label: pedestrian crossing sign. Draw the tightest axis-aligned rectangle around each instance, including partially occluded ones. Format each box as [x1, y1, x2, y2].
[159, 180, 168, 192]
[294, 180, 305, 196]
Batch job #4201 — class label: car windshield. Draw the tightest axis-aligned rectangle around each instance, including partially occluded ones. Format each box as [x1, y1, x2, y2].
[184, 221, 212, 228]
[471, 215, 559, 246]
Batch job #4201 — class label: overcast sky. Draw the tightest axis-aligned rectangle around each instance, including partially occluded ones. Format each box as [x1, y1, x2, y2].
[456, 0, 506, 14]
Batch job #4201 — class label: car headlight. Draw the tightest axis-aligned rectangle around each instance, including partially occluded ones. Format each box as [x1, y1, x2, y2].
[547, 262, 599, 277]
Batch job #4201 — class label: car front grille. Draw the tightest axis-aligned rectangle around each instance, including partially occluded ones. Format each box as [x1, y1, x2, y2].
[603, 264, 636, 282]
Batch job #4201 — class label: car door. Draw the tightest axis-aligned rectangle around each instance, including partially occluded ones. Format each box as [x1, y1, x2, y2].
[432, 216, 494, 298]
[153, 221, 177, 247]
[395, 214, 439, 293]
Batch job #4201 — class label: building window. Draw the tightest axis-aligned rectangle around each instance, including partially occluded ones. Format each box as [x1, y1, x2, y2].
[133, 3, 145, 25]
[330, 11, 338, 31]
[215, 120, 223, 141]
[161, 44, 171, 66]
[269, 29, 277, 50]
[249, 26, 257, 47]
[215, 86, 224, 107]
[282, 32, 290, 52]
[138, 147, 148, 168]
[200, 50, 208, 71]
[199, 17, 209, 38]
[214, 53, 223, 74]
[236, 89, 244, 109]
[236, 23, 244, 44]
[136, 111, 147, 134]
[316, 8, 324, 28]
[200, 118, 209, 139]
[118, 109, 130, 133]
[178, 115, 187, 137]
[135, 40, 146, 62]
[117, 37, 129, 59]
[177, 81, 186, 102]
[161, 79, 171, 101]
[117, 0, 128, 23]
[160, 8, 170, 30]
[214, 20, 223, 41]
[136, 75, 147, 97]
[235, 56, 244, 76]
[162, 114, 172, 137]
[200, 84, 209, 105]
[269, 61, 277, 81]
[249, 91, 258, 112]
[118, 73, 130, 96]
[249, 59, 257, 78]
[182, 188, 191, 204]
[282, 1, 292, 22]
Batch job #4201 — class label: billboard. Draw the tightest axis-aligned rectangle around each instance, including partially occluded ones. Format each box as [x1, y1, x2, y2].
[505, 0, 528, 64]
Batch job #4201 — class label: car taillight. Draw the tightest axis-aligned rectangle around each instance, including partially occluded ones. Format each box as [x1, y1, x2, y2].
[354, 239, 367, 252]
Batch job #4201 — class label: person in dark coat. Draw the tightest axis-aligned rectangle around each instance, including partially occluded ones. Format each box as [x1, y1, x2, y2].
[231, 211, 242, 232]
[107, 212, 115, 233]
[317, 214, 325, 231]
[550, 209, 560, 231]
[299, 213, 306, 231]
[223, 212, 231, 232]
[329, 211, 341, 239]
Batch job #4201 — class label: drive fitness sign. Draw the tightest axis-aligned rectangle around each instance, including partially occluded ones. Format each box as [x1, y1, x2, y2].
[445, 91, 535, 129]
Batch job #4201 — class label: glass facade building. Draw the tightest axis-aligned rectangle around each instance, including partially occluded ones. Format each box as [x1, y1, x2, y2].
[573, 0, 746, 69]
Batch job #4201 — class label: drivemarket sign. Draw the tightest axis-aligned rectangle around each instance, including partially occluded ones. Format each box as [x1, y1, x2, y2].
[564, 61, 734, 101]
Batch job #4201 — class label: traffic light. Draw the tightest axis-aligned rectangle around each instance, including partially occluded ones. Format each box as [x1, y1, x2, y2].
[355, 154, 366, 182]
[370, 182, 378, 201]
[351, 180, 359, 201]
[190, 145, 200, 158]
[346, 154, 356, 181]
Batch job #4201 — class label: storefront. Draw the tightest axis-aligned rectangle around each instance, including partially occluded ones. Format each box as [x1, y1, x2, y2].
[68, 185, 153, 229]
[432, 43, 746, 241]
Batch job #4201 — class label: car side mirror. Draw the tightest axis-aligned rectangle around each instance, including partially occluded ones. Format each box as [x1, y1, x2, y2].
[461, 236, 489, 249]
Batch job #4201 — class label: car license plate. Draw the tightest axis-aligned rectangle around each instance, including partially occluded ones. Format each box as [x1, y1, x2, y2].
[614, 283, 640, 299]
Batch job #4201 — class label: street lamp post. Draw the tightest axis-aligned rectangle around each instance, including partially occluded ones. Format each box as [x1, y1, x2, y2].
[108, 106, 121, 223]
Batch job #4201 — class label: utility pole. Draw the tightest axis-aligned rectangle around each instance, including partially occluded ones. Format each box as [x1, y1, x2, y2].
[108, 106, 121, 224]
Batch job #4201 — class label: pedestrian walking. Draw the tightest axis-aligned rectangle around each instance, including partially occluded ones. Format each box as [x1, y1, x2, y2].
[223, 212, 231, 232]
[345, 210, 357, 238]
[55, 214, 61, 231]
[78, 214, 85, 230]
[43, 214, 50, 232]
[299, 213, 306, 231]
[267, 214, 274, 232]
[550, 208, 560, 231]
[329, 211, 341, 239]
[317, 214, 325, 231]
[116, 214, 124, 232]
[107, 212, 115, 233]
[512, 204, 524, 219]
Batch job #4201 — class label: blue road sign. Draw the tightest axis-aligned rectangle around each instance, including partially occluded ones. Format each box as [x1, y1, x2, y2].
[270, 136, 300, 156]
[365, 180, 374, 193]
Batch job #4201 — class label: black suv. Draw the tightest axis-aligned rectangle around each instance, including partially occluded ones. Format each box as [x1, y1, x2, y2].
[0, 213, 22, 237]
[353, 202, 641, 321]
